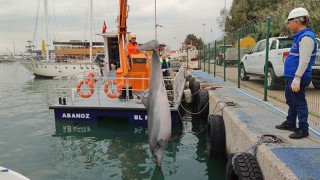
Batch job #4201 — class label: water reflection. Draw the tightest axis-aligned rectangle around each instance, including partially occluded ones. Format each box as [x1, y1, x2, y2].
[22, 78, 60, 106]
[52, 120, 183, 179]
[190, 106, 227, 180]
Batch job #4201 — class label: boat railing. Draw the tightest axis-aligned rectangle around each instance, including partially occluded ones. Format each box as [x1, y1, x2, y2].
[54, 65, 186, 106]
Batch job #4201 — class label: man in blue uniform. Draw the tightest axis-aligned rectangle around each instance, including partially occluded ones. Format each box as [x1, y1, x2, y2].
[275, 7, 317, 139]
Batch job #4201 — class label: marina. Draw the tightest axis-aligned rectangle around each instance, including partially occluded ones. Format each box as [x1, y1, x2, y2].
[1, 0, 320, 179]
[0, 62, 227, 179]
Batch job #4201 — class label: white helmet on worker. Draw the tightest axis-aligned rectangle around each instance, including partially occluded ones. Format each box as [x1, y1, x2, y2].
[287, 7, 309, 20]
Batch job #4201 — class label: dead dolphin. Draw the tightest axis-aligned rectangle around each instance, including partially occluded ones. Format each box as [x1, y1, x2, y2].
[139, 40, 172, 167]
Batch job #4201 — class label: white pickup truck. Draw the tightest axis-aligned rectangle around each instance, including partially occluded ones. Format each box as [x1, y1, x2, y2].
[240, 37, 320, 90]
[312, 38, 320, 89]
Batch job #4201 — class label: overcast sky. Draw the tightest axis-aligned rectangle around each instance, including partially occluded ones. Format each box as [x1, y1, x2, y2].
[0, 0, 232, 54]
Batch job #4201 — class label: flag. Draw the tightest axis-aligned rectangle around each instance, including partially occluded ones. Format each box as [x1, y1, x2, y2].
[102, 21, 107, 33]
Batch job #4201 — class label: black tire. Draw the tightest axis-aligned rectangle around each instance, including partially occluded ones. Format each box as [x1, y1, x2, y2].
[197, 89, 209, 118]
[240, 64, 249, 81]
[206, 114, 225, 157]
[267, 67, 283, 90]
[191, 81, 200, 96]
[312, 69, 320, 90]
[189, 77, 195, 90]
[226, 153, 264, 180]
[312, 77, 320, 90]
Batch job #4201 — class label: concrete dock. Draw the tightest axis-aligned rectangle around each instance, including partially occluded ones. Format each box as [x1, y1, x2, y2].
[192, 70, 320, 180]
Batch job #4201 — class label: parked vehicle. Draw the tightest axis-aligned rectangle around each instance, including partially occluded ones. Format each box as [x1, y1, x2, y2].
[240, 37, 293, 90]
[241, 37, 320, 90]
[216, 36, 255, 66]
[216, 45, 232, 66]
[311, 38, 320, 89]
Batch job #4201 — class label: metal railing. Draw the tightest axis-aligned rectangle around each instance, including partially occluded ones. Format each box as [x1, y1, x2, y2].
[54, 65, 186, 106]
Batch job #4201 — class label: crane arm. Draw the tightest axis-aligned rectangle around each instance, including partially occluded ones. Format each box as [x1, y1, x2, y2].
[118, 0, 129, 76]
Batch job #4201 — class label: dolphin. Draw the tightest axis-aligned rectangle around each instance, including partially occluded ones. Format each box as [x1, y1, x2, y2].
[138, 40, 172, 167]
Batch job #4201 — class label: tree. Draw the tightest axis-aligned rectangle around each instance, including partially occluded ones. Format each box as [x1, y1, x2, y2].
[184, 34, 203, 47]
[221, 0, 320, 38]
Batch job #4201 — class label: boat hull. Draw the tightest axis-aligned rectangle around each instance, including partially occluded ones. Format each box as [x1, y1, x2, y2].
[20, 61, 100, 78]
[50, 106, 180, 125]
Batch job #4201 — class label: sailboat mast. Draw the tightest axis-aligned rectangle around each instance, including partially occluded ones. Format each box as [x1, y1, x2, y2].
[90, 0, 93, 62]
[44, 0, 49, 61]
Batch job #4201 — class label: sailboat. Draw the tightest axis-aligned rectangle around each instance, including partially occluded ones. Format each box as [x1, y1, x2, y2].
[20, 0, 106, 78]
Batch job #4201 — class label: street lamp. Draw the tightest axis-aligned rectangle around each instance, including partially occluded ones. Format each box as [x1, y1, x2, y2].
[155, 0, 162, 40]
[173, 36, 182, 51]
[202, 23, 206, 44]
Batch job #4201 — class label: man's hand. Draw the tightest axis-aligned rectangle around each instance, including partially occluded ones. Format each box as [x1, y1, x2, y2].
[291, 77, 301, 92]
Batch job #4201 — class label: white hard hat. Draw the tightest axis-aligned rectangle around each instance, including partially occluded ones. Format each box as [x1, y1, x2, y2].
[287, 7, 309, 20]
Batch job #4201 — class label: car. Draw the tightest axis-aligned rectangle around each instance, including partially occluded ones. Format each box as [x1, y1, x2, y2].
[240, 37, 293, 90]
[311, 38, 320, 89]
[241, 37, 320, 90]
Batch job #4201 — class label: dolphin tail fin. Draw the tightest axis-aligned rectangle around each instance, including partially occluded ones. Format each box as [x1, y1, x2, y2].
[138, 40, 159, 51]
[157, 139, 168, 147]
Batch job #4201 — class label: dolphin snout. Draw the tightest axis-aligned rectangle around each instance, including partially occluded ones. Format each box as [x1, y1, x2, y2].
[138, 40, 159, 51]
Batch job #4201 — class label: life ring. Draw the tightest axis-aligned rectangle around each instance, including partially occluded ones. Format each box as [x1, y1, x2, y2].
[104, 80, 122, 99]
[86, 71, 95, 84]
[206, 114, 225, 157]
[76, 80, 95, 98]
[226, 153, 264, 180]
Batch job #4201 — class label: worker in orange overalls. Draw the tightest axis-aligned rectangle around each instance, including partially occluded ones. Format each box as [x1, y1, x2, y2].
[127, 35, 141, 54]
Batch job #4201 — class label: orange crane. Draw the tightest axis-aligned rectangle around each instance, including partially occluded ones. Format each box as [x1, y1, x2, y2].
[115, 0, 150, 98]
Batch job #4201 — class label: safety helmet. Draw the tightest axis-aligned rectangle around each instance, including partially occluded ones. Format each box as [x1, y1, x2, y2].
[287, 7, 309, 20]
[130, 35, 136, 39]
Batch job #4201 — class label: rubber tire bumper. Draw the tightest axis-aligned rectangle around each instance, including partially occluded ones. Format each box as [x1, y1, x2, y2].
[226, 153, 264, 180]
[206, 114, 225, 157]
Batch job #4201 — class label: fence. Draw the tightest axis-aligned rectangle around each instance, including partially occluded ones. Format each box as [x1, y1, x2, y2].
[197, 16, 320, 125]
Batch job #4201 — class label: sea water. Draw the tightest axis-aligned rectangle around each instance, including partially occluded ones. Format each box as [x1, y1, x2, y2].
[0, 62, 226, 179]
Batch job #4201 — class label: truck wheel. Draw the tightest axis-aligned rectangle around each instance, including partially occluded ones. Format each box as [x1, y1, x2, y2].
[312, 77, 320, 90]
[267, 67, 282, 90]
[240, 64, 249, 81]
[312, 69, 320, 90]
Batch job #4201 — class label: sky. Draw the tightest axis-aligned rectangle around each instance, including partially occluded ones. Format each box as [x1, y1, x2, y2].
[0, 0, 232, 54]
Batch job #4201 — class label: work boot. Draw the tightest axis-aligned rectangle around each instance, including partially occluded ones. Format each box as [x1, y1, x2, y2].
[289, 128, 309, 139]
[275, 121, 296, 131]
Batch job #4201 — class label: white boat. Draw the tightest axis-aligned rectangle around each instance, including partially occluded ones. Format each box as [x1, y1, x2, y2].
[20, 0, 106, 78]
[20, 53, 105, 78]
[0, 55, 16, 63]
[0, 166, 29, 180]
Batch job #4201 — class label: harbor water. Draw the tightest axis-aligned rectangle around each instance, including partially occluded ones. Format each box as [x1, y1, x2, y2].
[0, 62, 227, 180]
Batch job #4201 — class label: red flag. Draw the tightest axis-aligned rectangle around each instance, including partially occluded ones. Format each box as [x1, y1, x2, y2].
[102, 21, 107, 33]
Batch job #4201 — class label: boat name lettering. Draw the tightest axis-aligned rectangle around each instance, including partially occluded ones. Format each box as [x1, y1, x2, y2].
[133, 115, 147, 121]
[62, 113, 90, 119]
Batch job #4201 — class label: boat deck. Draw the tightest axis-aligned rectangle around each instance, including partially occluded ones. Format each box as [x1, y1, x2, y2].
[49, 66, 186, 124]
